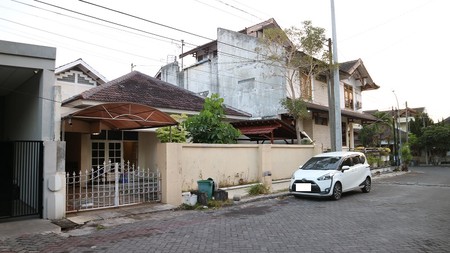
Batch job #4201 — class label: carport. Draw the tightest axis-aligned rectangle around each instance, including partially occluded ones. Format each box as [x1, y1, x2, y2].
[62, 102, 178, 134]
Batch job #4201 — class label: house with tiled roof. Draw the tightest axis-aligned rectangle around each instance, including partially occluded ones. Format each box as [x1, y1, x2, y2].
[63, 71, 250, 120]
[157, 18, 379, 150]
[365, 107, 427, 137]
[61, 70, 251, 170]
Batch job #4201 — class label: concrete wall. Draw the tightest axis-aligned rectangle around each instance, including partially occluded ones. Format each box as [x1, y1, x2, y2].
[217, 28, 285, 117]
[4, 74, 42, 140]
[182, 57, 219, 95]
[159, 28, 286, 118]
[313, 79, 329, 106]
[0, 41, 56, 141]
[154, 143, 320, 206]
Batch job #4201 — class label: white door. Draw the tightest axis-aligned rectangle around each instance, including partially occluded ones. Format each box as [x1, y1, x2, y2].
[91, 141, 122, 182]
[339, 157, 359, 190]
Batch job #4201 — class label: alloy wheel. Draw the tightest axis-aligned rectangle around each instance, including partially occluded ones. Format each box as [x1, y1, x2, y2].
[332, 182, 342, 200]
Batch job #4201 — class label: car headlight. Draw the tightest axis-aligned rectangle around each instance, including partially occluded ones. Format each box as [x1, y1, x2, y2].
[317, 173, 334, 181]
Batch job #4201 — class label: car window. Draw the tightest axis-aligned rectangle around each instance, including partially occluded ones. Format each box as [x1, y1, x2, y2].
[359, 155, 366, 164]
[341, 158, 353, 168]
[352, 156, 361, 165]
[302, 156, 341, 170]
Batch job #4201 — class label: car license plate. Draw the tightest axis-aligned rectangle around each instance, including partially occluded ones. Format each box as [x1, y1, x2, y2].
[296, 183, 311, 192]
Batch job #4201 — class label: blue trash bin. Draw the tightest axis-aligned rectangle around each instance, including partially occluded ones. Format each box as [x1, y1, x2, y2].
[197, 180, 213, 200]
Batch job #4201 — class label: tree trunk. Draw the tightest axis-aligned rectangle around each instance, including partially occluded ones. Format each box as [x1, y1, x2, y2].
[296, 118, 304, 143]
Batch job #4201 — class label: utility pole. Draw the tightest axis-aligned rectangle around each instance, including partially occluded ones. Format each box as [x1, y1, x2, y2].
[327, 38, 336, 150]
[392, 107, 398, 165]
[405, 101, 409, 144]
[181, 39, 185, 69]
[330, 0, 342, 151]
[392, 90, 401, 165]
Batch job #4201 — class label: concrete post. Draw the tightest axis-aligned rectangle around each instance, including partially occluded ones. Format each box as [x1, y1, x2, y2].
[43, 141, 66, 219]
[158, 143, 183, 206]
[258, 145, 273, 191]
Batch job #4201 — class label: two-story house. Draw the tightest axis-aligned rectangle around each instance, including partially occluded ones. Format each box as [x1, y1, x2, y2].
[157, 18, 378, 150]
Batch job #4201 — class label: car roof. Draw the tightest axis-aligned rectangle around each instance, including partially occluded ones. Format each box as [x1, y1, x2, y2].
[314, 151, 364, 158]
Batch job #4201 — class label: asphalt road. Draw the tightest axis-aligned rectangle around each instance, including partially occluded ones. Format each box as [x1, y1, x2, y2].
[1, 166, 449, 253]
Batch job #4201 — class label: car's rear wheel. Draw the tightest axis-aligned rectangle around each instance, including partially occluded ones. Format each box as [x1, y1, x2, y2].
[331, 182, 342, 200]
[362, 177, 371, 193]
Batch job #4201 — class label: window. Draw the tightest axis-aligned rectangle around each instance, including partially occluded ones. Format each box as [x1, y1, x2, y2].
[359, 155, 366, 164]
[77, 74, 95, 85]
[57, 70, 96, 85]
[314, 115, 328, 126]
[238, 78, 255, 92]
[340, 157, 353, 169]
[342, 122, 347, 147]
[91, 130, 139, 169]
[57, 73, 75, 83]
[352, 156, 361, 165]
[344, 85, 354, 109]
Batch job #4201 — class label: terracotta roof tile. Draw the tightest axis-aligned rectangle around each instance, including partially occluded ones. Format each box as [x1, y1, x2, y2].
[64, 71, 251, 118]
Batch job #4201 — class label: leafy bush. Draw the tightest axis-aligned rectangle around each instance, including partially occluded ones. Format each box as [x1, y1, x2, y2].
[247, 184, 269, 195]
[401, 144, 413, 171]
[367, 155, 380, 166]
[183, 94, 241, 144]
[156, 114, 188, 143]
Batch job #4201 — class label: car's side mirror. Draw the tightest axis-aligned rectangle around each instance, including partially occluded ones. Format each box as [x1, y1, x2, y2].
[341, 165, 350, 172]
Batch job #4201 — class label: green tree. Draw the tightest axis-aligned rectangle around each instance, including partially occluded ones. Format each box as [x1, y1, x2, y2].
[419, 124, 450, 157]
[359, 124, 378, 147]
[183, 94, 241, 144]
[156, 114, 188, 143]
[409, 113, 433, 136]
[256, 20, 329, 141]
[360, 111, 393, 147]
[408, 133, 420, 156]
[408, 113, 434, 156]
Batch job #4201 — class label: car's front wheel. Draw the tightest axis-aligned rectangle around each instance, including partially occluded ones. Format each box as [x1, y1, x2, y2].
[362, 177, 371, 193]
[331, 182, 342, 200]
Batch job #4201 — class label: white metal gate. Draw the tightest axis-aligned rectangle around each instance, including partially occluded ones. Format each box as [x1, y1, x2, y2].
[66, 161, 161, 212]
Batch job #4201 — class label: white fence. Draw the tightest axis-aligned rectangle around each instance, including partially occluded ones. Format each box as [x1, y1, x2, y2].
[66, 161, 160, 212]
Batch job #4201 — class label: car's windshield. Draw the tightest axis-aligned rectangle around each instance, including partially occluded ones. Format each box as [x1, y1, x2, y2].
[301, 156, 341, 170]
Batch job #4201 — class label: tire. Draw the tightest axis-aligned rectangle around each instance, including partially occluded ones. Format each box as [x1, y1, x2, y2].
[362, 177, 371, 193]
[331, 182, 342, 200]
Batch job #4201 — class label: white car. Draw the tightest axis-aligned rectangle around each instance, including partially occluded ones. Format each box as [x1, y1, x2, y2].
[289, 151, 372, 200]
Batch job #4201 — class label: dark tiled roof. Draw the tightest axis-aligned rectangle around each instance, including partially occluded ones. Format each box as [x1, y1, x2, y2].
[63, 71, 250, 118]
[365, 107, 426, 118]
[238, 18, 281, 35]
[339, 59, 359, 74]
[303, 101, 377, 122]
[339, 59, 379, 90]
